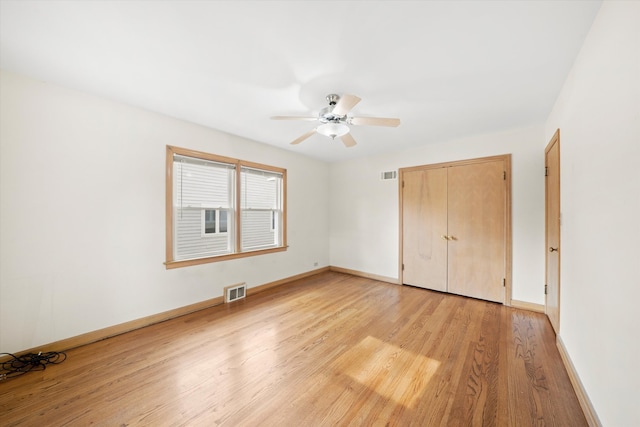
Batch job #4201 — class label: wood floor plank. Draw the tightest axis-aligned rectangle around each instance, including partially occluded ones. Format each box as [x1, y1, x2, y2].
[0, 272, 587, 426]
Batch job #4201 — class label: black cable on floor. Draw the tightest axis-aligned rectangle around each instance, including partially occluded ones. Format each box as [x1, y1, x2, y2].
[0, 351, 67, 380]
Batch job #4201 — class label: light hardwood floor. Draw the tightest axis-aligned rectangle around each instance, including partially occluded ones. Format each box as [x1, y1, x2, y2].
[0, 272, 586, 426]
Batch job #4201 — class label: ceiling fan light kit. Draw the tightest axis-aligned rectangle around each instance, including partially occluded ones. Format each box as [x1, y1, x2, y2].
[271, 93, 400, 148]
[317, 122, 350, 139]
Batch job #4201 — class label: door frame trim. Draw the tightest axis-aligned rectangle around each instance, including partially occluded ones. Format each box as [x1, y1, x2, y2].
[545, 129, 561, 332]
[398, 154, 512, 305]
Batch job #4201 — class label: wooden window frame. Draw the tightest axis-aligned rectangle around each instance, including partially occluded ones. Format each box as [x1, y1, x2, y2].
[165, 145, 287, 269]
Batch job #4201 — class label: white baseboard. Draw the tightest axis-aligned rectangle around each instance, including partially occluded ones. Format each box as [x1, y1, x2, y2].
[510, 299, 545, 313]
[556, 336, 602, 427]
[329, 266, 399, 285]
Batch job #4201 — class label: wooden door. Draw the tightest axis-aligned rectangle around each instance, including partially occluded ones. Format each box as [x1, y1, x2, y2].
[545, 130, 561, 333]
[401, 168, 448, 291]
[447, 160, 506, 303]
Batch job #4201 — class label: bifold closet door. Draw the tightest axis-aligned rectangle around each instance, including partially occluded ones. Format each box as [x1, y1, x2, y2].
[402, 168, 448, 292]
[447, 160, 506, 303]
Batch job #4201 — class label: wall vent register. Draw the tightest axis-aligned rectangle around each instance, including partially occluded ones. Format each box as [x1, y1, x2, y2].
[224, 283, 247, 303]
[380, 171, 398, 180]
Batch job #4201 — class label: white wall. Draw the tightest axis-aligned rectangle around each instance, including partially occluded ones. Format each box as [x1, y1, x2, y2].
[330, 125, 546, 304]
[545, 2, 640, 425]
[0, 70, 330, 354]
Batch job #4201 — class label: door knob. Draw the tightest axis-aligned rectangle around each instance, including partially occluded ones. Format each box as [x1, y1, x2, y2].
[549, 247, 558, 252]
[441, 235, 448, 240]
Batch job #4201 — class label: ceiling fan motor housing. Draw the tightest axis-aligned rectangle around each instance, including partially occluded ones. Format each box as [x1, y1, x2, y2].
[319, 94, 346, 123]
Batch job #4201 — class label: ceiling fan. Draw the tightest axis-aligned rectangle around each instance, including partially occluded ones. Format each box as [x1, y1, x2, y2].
[271, 94, 400, 148]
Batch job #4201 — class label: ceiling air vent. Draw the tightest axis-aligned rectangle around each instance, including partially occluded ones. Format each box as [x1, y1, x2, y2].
[380, 171, 397, 180]
[224, 283, 246, 303]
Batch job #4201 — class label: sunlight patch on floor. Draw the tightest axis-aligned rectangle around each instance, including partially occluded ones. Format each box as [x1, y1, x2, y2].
[333, 335, 440, 408]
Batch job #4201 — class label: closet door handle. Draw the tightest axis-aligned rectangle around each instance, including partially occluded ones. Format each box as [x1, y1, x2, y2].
[549, 247, 558, 252]
[441, 235, 449, 241]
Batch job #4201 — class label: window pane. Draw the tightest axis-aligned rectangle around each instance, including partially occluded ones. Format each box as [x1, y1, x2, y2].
[219, 210, 228, 233]
[204, 209, 216, 234]
[241, 167, 282, 251]
[241, 168, 281, 209]
[174, 156, 234, 260]
[175, 156, 233, 208]
[242, 210, 276, 249]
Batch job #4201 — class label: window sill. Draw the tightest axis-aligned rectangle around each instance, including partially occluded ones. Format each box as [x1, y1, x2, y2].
[165, 246, 288, 269]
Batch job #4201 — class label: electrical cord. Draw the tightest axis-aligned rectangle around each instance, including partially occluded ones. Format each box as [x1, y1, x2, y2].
[0, 351, 67, 380]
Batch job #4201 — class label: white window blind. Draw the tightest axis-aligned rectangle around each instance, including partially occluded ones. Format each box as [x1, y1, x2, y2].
[174, 155, 235, 260]
[240, 167, 283, 251]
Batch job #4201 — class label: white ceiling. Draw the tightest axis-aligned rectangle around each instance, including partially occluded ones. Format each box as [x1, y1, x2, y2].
[0, 0, 601, 162]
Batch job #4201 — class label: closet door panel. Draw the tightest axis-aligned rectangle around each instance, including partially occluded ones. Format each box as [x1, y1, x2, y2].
[402, 168, 448, 291]
[447, 160, 505, 303]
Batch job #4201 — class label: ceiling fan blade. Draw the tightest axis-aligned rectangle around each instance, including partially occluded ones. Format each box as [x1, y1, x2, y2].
[271, 116, 317, 121]
[350, 117, 401, 127]
[332, 94, 361, 116]
[290, 128, 317, 145]
[341, 133, 357, 148]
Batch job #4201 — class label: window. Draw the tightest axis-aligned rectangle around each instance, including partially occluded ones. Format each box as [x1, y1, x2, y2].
[202, 209, 228, 235]
[241, 167, 283, 251]
[166, 146, 286, 269]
